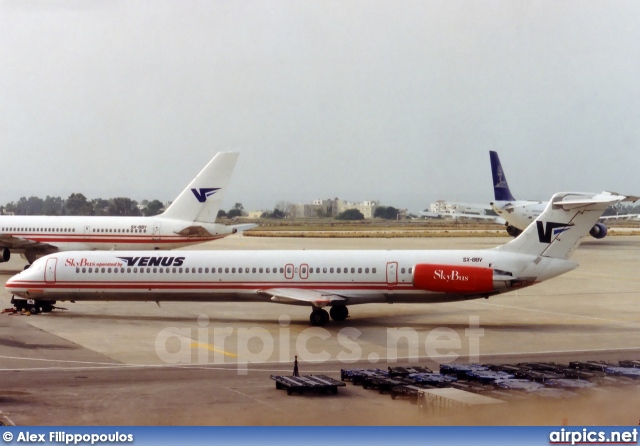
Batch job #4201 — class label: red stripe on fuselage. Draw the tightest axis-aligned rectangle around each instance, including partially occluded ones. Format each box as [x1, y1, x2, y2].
[6, 280, 413, 292]
[7, 234, 225, 244]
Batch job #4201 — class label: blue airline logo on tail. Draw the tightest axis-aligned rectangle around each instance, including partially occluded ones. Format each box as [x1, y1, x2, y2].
[536, 221, 573, 243]
[191, 188, 220, 203]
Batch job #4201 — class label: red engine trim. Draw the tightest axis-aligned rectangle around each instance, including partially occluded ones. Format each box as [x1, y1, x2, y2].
[413, 264, 494, 294]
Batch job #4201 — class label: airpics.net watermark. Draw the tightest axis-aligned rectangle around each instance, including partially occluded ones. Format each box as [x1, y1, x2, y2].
[154, 314, 485, 374]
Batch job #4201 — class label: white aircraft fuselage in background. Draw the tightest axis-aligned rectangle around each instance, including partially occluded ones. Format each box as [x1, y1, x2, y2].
[0, 152, 254, 263]
[7, 191, 635, 324]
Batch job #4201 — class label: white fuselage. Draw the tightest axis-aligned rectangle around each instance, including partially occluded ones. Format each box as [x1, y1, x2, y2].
[6, 248, 576, 306]
[0, 215, 232, 254]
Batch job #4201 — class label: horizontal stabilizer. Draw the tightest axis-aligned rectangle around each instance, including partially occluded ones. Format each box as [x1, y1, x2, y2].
[175, 226, 216, 238]
[176, 223, 258, 237]
[229, 223, 258, 233]
[556, 191, 639, 209]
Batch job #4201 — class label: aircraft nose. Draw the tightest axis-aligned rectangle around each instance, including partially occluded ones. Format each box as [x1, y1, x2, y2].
[5, 271, 25, 293]
[5, 274, 17, 288]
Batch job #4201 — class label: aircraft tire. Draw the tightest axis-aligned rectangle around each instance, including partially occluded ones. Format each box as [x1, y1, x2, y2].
[310, 309, 329, 326]
[329, 305, 349, 321]
[28, 306, 40, 315]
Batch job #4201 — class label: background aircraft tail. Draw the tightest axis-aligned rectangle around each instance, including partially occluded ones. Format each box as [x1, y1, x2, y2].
[159, 152, 239, 223]
[490, 151, 516, 201]
[496, 191, 635, 259]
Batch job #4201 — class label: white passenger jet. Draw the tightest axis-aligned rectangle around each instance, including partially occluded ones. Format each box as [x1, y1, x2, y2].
[490, 151, 611, 238]
[0, 152, 252, 264]
[6, 191, 635, 323]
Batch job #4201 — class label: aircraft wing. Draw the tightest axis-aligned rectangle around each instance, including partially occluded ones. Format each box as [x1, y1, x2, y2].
[420, 211, 505, 224]
[600, 214, 640, 221]
[229, 223, 258, 233]
[257, 288, 346, 307]
[0, 233, 55, 250]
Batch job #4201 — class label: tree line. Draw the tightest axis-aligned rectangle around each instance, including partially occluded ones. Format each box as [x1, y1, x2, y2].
[0, 194, 165, 217]
[0, 194, 254, 220]
[0, 199, 427, 221]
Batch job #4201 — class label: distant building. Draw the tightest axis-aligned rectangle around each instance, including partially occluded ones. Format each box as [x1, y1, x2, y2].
[291, 198, 337, 219]
[336, 199, 379, 219]
[289, 198, 381, 219]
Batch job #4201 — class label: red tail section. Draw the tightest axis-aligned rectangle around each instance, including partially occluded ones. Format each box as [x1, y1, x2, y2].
[413, 264, 494, 294]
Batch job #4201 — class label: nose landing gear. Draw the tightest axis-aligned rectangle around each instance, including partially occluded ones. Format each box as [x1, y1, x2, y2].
[10, 297, 58, 315]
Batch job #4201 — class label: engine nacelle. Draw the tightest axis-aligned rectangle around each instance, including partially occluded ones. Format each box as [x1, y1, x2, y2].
[589, 222, 608, 239]
[413, 264, 494, 294]
[0, 248, 9, 263]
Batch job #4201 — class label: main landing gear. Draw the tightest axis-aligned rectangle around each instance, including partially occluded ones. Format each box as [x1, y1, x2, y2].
[309, 306, 349, 326]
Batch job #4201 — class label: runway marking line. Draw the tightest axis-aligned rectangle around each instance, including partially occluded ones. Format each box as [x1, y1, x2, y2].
[225, 387, 283, 412]
[0, 410, 15, 426]
[190, 341, 238, 358]
[472, 301, 640, 328]
[569, 272, 640, 282]
[164, 328, 237, 358]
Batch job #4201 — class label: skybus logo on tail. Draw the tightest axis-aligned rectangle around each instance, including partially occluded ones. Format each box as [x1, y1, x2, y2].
[536, 221, 573, 243]
[191, 188, 220, 203]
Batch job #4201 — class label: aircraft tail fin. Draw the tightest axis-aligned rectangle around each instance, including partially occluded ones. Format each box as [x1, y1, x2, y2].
[496, 191, 637, 259]
[490, 151, 516, 201]
[159, 152, 239, 223]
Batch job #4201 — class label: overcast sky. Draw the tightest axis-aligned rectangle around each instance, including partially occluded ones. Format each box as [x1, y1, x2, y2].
[2, 0, 639, 214]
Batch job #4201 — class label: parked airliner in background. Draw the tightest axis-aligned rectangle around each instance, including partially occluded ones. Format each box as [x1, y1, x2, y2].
[419, 201, 505, 223]
[7, 191, 635, 322]
[0, 152, 253, 264]
[489, 151, 631, 238]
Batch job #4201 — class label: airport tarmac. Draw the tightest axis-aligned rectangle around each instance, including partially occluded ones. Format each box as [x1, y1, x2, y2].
[1, 234, 640, 426]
